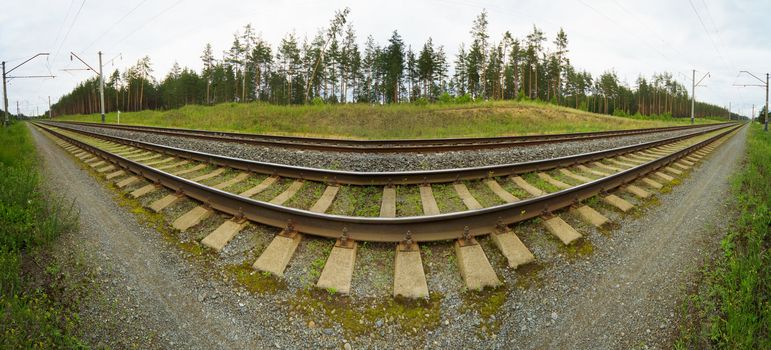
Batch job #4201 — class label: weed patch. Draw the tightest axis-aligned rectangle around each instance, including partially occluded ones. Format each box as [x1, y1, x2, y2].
[675, 124, 770, 348]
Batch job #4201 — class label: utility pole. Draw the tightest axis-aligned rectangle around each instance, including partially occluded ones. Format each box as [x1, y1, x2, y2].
[48, 96, 51, 119]
[2, 53, 54, 127]
[728, 102, 731, 120]
[691, 69, 710, 125]
[16, 101, 19, 117]
[736, 71, 769, 132]
[69, 51, 106, 123]
[2, 62, 7, 126]
[98, 51, 105, 123]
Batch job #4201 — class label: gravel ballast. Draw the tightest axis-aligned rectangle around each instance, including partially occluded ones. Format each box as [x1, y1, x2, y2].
[62, 123, 727, 172]
[30, 123, 746, 349]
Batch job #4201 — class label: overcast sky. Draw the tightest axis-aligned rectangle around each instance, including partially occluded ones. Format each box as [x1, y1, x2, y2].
[1, 0, 769, 117]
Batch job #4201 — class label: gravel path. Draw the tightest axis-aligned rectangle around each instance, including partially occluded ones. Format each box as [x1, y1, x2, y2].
[30, 123, 746, 349]
[61, 123, 726, 172]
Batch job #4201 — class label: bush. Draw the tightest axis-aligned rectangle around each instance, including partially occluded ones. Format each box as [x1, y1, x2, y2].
[413, 97, 429, 106]
[438, 92, 453, 104]
[455, 93, 473, 104]
[311, 97, 325, 106]
[612, 109, 628, 117]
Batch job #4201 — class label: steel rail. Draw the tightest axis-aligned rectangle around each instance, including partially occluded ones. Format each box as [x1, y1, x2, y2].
[36, 123, 742, 242]
[48, 120, 732, 153]
[40, 121, 734, 186]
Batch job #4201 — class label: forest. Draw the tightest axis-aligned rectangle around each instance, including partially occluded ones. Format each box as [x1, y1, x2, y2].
[50, 8, 734, 119]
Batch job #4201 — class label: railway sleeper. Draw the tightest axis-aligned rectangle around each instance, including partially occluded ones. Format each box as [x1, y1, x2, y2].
[35, 122, 738, 297]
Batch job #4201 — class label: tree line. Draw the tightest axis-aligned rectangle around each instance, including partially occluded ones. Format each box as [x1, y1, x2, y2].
[51, 8, 731, 119]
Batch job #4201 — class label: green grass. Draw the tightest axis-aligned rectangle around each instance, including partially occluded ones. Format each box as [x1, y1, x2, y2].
[464, 180, 506, 207]
[431, 184, 467, 213]
[395, 185, 423, 217]
[0, 122, 84, 348]
[252, 177, 292, 201]
[284, 181, 326, 210]
[522, 173, 561, 193]
[56, 100, 718, 139]
[326, 185, 382, 217]
[497, 176, 532, 199]
[222, 173, 267, 194]
[676, 123, 769, 349]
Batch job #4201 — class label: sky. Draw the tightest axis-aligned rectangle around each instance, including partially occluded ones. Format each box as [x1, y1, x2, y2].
[1, 0, 769, 117]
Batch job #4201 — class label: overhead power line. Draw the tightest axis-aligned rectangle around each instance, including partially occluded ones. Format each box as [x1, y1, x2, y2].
[50, 0, 76, 53]
[698, 0, 735, 69]
[106, 0, 187, 53]
[80, 0, 151, 54]
[686, 0, 731, 71]
[53, 0, 87, 64]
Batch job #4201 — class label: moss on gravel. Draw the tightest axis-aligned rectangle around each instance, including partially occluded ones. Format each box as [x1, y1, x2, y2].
[558, 238, 595, 261]
[461, 286, 508, 336]
[225, 262, 287, 294]
[290, 288, 442, 338]
[514, 262, 548, 290]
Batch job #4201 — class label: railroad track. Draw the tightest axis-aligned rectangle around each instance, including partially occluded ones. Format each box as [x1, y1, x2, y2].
[49, 120, 731, 153]
[33, 122, 742, 297]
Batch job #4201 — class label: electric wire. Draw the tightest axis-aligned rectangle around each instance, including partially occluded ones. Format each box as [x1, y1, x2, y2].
[697, 0, 735, 69]
[53, 0, 87, 64]
[686, 0, 731, 71]
[49, 0, 76, 54]
[79, 0, 150, 54]
[106, 0, 187, 53]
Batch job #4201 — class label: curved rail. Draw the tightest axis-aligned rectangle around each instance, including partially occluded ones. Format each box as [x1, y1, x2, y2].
[40, 121, 733, 186]
[49, 120, 732, 153]
[35, 122, 741, 242]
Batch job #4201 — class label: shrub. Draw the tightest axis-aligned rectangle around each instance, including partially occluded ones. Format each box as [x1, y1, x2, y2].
[413, 97, 429, 106]
[455, 93, 473, 104]
[438, 92, 453, 104]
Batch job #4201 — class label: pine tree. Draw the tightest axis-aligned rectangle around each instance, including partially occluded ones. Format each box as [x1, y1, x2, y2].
[406, 47, 418, 101]
[467, 10, 489, 99]
[525, 25, 545, 99]
[384, 30, 405, 103]
[553, 28, 568, 103]
[304, 7, 350, 103]
[452, 44, 468, 96]
[201, 43, 215, 104]
[433, 45, 449, 97]
[417, 38, 434, 99]
[362, 35, 379, 103]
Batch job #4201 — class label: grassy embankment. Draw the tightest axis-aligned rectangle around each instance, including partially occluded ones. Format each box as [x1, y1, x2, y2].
[56, 100, 720, 139]
[676, 123, 769, 349]
[0, 123, 84, 347]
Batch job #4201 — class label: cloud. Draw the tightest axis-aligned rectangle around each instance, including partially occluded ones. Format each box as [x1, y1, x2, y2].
[1, 0, 769, 116]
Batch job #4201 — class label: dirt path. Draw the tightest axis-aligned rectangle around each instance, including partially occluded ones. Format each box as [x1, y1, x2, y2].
[29, 123, 747, 349]
[29, 124, 264, 349]
[516, 126, 747, 348]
